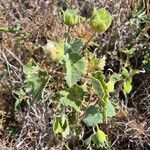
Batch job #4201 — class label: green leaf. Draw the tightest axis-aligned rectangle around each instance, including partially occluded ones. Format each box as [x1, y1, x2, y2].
[83, 105, 103, 127]
[122, 68, 129, 77]
[64, 38, 83, 54]
[68, 85, 84, 103]
[86, 52, 106, 72]
[105, 100, 116, 117]
[123, 48, 136, 55]
[0, 71, 7, 79]
[14, 98, 20, 111]
[123, 78, 132, 94]
[106, 74, 121, 93]
[90, 72, 116, 121]
[130, 69, 140, 76]
[0, 26, 10, 32]
[91, 8, 112, 32]
[68, 38, 83, 52]
[60, 91, 80, 110]
[13, 89, 27, 111]
[92, 129, 108, 148]
[64, 53, 87, 87]
[98, 56, 106, 70]
[59, 85, 84, 111]
[23, 59, 50, 100]
[53, 116, 69, 138]
[90, 71, 108, 99]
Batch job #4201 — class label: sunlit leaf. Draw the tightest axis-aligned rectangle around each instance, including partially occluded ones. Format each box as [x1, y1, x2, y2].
[123, 78, 132, 94]
[64, 53, 87, 87]
[92, 129, 108, 148]
[106, 74, 121, 93]
[53, 116, 69, 138]
[98, 56, 106, 70]
[23, 59, 50, 101]
[122, 68, 129, 77]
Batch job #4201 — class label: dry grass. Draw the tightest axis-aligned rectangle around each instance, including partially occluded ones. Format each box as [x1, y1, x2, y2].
[0, 0, 149, 149]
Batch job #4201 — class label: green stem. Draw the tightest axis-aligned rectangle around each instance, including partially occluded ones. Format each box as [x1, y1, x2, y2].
[64, 143, 71, 150]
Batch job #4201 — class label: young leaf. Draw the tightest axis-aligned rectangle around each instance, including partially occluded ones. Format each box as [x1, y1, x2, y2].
[98, 56, 106, 70]
[53, 116, 69, 138]
[91, 8, 112, 32]
[83, 105, 103, 127]
[122, 68, 129, 78]
[106, 74, 121, 93]
[92, 129, 108, 148]
[64, 53, 87, 87]
[123, 78, 132, 94]
[85, 52, 106, 72]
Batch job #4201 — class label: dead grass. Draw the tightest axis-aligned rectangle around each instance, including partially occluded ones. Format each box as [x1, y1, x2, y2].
[0, 0, 150, 149]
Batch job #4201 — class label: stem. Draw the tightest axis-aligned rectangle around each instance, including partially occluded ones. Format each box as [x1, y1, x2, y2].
[68, 26, 71, 33]
[64, 143, 71, 150]
[82, 30, 96, 51]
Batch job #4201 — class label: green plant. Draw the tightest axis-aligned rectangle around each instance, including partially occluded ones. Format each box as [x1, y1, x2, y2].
[14, 59, 50, 110]
[45, 8, 117, 149]
[142, 51, 150, 72]
[13, 7, 140, 149]
[120, 48, 141, 94]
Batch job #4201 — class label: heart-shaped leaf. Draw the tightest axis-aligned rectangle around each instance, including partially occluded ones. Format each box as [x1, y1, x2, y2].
[83, 105, 103, 127]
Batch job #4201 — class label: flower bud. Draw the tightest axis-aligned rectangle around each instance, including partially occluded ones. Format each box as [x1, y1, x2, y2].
[62, 10, 79, 26]
[91, 8, 112, 33]
[43, 40, 64, 61]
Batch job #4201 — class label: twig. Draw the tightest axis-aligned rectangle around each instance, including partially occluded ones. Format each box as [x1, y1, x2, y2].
[1, 44, 24, 67]
[82, 30, 96, 51]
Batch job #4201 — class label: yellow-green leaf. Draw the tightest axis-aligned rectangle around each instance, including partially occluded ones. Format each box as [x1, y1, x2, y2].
[53, 116, 69, 138]
[92, 129, 108, 148]
[123, 78, 132, 94]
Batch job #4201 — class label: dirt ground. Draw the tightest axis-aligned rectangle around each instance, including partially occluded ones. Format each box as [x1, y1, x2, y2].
[0, 0, 150, 150]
